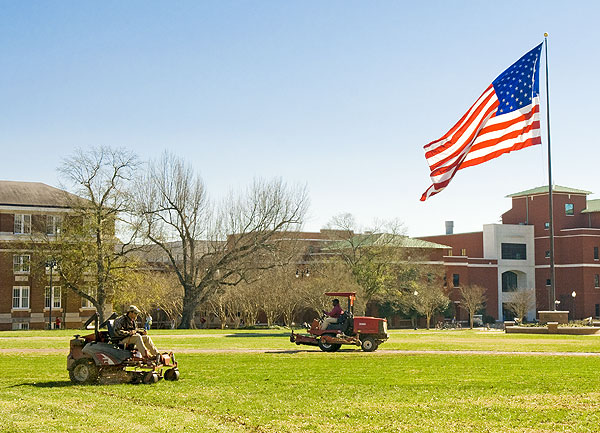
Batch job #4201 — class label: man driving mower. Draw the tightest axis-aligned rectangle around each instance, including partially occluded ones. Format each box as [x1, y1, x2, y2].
[113, 305, 160, 363]
[320, 298, 343, 330]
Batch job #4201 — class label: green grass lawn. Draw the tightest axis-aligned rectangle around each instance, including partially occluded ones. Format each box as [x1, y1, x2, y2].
[2, 328, 599, 353]
[1, 330, 599, 432]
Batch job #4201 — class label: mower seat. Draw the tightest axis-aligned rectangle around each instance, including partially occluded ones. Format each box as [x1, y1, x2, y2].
[107, 320, 118, 341]
[326, 312, 352, 333]
[107, 320, 136, 351]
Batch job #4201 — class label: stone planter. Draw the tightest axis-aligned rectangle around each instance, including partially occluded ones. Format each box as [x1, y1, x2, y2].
[505, 325, 600, 335]
[538, 311, 569, 325]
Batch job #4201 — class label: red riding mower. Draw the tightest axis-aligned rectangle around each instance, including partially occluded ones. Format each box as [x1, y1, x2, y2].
[67, 312, 179, 385]
[290, 292, 389, 352]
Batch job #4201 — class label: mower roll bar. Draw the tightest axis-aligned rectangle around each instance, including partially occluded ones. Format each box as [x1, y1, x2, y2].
[324, 292, 355, 315]
[82, 312, 118, 341]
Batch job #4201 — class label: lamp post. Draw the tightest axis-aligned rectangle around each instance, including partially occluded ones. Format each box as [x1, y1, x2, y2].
[571, 291, 576, 321]
[295, 268, 310, 278]
[46, 259, 57, 330]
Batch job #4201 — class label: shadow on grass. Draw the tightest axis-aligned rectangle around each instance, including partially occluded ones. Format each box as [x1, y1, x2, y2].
[10, 380, 77, 388]
[225, 332, 291, 338]
[266, 349, 359, 354]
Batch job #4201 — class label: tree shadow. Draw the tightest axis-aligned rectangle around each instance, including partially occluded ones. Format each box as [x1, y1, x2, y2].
[225, 332, 292, 338]
[266, 348, 358, 354]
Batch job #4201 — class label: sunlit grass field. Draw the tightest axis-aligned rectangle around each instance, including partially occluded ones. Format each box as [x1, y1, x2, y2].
[1, 329, 600, 432]
[2, 328, 600, 353]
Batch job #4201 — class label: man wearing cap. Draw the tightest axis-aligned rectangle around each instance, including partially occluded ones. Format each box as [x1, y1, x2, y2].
[113, 305, 159, 362]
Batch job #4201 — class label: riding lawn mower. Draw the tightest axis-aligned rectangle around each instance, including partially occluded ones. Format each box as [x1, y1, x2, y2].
[290, 292, 389, 352]
[67, 312, 179, 385]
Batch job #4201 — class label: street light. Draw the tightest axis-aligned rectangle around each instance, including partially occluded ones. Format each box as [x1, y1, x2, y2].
[295, 268, 310, 278]
[411, 291, 419, 329]
[46, 259, 57, 330]
[571, 291, 577, 320]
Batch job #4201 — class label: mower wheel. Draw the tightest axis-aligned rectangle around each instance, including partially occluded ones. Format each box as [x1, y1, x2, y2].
[143, 372, 159, 384]
[318, 339, 342, 352]
[360, 336, 377, 352]
[164, 368, 180, 381]
[69, 358, 99, 384]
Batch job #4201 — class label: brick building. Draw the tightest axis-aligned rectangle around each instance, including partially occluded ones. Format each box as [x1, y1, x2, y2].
[419, 185, 600, 322]
[0, 181, 95, 330]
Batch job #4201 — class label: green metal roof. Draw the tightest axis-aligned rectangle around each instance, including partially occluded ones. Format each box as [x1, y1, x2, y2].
[582, 199, 600, 214]
[323, 233, 450, 250]
[506, 185, 592, 198]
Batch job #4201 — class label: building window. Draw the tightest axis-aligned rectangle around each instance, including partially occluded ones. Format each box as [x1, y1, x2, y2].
[546, 279, 551, 286]
[545, 250, 550, 259]
[596, 304, 600, 319]
[14, 214, 31, 234]
[594, 247, 599, 261]
[595, 275, 600, 289]
[45, 286, 61, 309]
[46, 215, 61, 235]
[452, 274, 460, 287]
[447, 249, 453, 257]
[502, 271, 518, 292]
[12, 322, 29, 330]
[461, 248, 467, 256]
[12, 286, 30, 309]
[502, 303, 516, 321]
[13, 255, 30, 273]
[81, 288, 96, 308]
[544, 222, 550, 230]
[565, 203, 574, 216]
[501, 243, 527, 260]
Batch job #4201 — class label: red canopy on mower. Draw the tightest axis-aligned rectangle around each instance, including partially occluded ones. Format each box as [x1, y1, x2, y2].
[324, 292, 356, 298]
[324, 292, 356, 310]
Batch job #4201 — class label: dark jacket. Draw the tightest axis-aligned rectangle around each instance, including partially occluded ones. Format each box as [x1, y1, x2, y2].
[113, 314, 137, 341]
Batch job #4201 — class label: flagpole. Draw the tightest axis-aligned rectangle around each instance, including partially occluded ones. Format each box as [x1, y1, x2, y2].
[544, 32, 556, 311]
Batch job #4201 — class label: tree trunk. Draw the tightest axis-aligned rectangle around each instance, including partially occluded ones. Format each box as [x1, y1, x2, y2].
[179, 287, 199, 329]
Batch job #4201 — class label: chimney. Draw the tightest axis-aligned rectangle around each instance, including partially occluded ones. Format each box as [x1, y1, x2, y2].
[445, 221, 454, 235]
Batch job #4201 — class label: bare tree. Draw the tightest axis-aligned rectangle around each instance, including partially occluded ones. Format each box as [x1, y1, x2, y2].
[113, 267, 183, 322]
[136, 152, 308, 328]
[411, 275, 449, 330]
[459, 284, 487, 329]
[51, 146, 140, 323]
[322, 214, 409, 303]
[302, 260, 364, 316]
[233, 282, 262, 328]
[505, 288, 536, 323]
[206, 291, 230, 329]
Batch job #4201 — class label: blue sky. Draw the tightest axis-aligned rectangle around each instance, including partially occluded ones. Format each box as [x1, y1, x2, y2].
[1, 1, 597, 236]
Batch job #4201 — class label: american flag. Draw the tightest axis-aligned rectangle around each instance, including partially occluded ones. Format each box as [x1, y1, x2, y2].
[421, 43, 543, 201]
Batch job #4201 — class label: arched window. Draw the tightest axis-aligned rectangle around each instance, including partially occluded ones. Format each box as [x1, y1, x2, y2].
[502, 271, 518, 292]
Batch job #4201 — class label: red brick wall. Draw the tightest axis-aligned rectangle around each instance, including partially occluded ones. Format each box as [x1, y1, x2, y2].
[419, 232, 484, 258]
[0, 213, 13, 232]
[503, 193, 589, 236]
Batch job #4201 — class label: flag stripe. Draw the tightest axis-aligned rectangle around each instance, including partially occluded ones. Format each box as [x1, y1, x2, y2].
[461, 100, 540, 168]
[469, 99, 540, 149]
[424, 85, 495, 154]
[425, 94, 499, 170]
